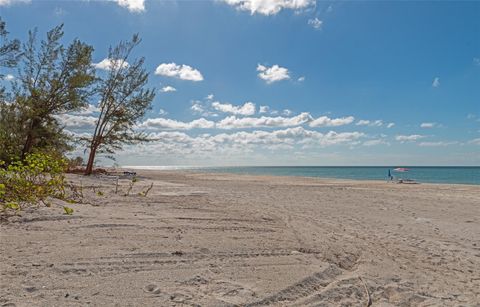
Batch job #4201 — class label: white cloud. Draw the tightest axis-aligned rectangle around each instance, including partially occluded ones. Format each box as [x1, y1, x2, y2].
[121, 126, 366, 161]
[432, 77, 440, 88]
[222, 0, 314, 16]
[468, 138, 480, 145]
[93, 58, 129, 71]
[297, 76, 305, 82]
[308, 18, 323, 29]
[53, 7, 66, 16]
[420, 122, 438, 128]
[363, 139, 388, 146]
[206, 94, 214, 100]
[158, 109, 168, 116]
[387, 122, 395, 128]
[395, 134, 425, 142]
[257, 64, 290, 84]
[74, 104, 100, 115]
[282, 109, 293, 116]
[309, 115, 355, 127]
[419, 141, 457, 147]
[356, 119, 383, 127]
[0, 0, 30, 6]
[217, 112, 312, 129]
[191, 101, 205, 114]
[155, 63, 203, 81]
[160, 86, 177, 93]
[3, 74, 15, 81]
[212, 101, 256, 116]
[115, 0, 145, 12]
[259, 106, 270, 114]
[139, 117, 215, 130]
[54, 113, 97, 129]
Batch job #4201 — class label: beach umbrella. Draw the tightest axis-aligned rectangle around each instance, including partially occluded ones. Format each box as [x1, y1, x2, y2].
[393, 168, 410, 180]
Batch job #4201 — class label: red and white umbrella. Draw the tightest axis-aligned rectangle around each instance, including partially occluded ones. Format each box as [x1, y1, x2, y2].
[393, 168, 409, 172]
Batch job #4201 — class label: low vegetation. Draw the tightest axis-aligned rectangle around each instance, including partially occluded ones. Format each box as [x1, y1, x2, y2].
[0, 18, 156, 218]
[0, 152, 67, 216]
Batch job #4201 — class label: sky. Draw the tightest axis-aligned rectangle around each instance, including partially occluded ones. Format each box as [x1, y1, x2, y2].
[1, 0, 479, 166]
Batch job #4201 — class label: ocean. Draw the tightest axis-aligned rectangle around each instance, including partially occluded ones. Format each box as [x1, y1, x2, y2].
[202, 166, 480, 185]
[127, 166, 480, 185]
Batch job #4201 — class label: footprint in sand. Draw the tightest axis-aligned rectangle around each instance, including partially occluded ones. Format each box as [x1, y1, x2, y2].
[144, 284, 162, 295]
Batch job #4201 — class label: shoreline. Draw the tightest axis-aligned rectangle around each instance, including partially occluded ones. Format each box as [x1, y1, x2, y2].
[120, 167, 480, 187]
[1, 170, 479, 305]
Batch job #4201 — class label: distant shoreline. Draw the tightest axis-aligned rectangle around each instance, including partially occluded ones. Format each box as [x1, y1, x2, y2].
[118, 166, 480, 186]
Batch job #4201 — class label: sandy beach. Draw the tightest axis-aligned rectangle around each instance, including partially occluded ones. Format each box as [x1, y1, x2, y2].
[1, 170, 479, 306]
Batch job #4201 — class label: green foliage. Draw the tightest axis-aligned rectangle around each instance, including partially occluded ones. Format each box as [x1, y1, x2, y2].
[4, 24, 96, 159]
[0, 18, 20, 100]
[0, 152, 67, 213]
[0, 17, 20, 69]
[84, 34, 155, 174]
[63, 206, 74, 215]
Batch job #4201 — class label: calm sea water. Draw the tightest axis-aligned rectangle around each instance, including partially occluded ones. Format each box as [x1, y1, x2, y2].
[192, 166, 480, 185]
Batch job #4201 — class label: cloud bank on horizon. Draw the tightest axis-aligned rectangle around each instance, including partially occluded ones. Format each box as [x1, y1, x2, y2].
[1, 0, 479, 166]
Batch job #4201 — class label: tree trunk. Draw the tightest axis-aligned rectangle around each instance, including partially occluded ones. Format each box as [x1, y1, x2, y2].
[21, 118, 40, 160]
[85, 144, 97, 175]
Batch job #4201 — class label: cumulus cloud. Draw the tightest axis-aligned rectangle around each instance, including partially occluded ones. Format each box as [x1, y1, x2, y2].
[54, 114, 97, 129]
[139, 117, 215, 130]
[308, 18, 323, 29]
[158, 109, 168, 116]
[257, 64, 290, 84]
[282, 109, 293, 116]
[191, 101, 206, 114]
[259, 106, 270, 114]
[356, 119, 383, 127]
[211, 101, 256, 116]
[217, 112, 312, 129]
[2, 74, 15, 81]
[420, 122, 438, 128]
[222, 0, 315, 16]
[93, 58, 129, 71]
[432, 77, 440, 88]
[418, 141, 457, 147]
[309, 116, 355, 127]
[74, 104, 100, 115]
[468, 138, 480, 145]
[206, 94, 214, 100]
[386, 122, 395, 128]
[0, 0, 30, 6]
[115, 0, 145, 12]
[155, 63, 203, 81]
[297, 76, 305, 82]
[363, 139, 389, 146]
[395, 134, 425, 142]
[160, 86, 177, 93]
[122, 126, 366, 160]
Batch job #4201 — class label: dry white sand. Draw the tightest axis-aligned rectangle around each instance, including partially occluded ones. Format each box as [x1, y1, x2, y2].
[1, 170, 479, 306]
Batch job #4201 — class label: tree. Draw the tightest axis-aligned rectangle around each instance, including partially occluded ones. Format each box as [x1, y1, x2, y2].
[84, 34, 155, 175]
[14, 24, 96, 159]
[0, 17, 20, 99]
[0, 17, 20, 70]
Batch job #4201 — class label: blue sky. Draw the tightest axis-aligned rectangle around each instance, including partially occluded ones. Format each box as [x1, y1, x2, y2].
[1, 0, 479, 166]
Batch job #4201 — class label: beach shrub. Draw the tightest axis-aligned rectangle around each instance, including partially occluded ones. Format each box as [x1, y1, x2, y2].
[0, 152, 68, 214]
